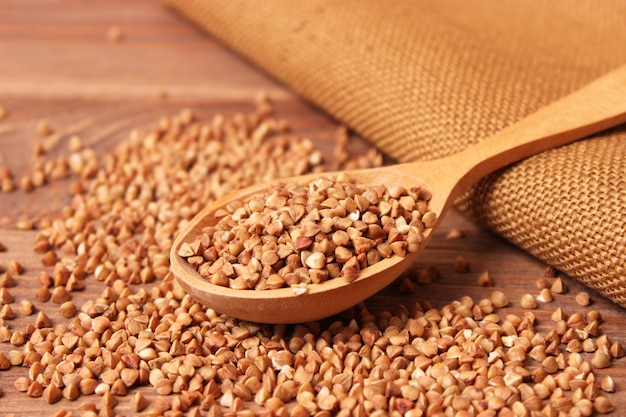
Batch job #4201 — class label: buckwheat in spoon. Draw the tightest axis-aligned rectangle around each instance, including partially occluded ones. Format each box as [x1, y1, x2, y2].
[171, 65, 626, 323]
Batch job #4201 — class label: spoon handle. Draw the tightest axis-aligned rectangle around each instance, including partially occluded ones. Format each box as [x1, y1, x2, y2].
[441, 64, 626, 193]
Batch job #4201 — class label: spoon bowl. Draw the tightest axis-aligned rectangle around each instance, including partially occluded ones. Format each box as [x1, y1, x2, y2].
[171, 167, 437, 323]
[172, 64, 626, 323]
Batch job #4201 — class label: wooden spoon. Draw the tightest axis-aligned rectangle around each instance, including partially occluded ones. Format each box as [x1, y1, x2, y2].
[171, 65, 626, 323]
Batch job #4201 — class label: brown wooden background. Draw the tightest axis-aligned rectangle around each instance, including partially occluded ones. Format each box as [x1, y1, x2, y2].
[1, 1, 625, 416]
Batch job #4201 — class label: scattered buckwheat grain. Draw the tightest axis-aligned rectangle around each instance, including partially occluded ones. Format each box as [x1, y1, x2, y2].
[476, 270, 493, 286]
[576, 291, 591, 306]
[0, 98, 622, 416]
[107, 26, 124, 42]
[551, 277, 568, 294]
[453, 256, 470, 273]
[445, 228, 464, 239]
[36, 120, 52, 136]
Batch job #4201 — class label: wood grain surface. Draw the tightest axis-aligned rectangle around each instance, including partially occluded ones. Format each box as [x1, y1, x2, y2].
[1, 1, 625, 416]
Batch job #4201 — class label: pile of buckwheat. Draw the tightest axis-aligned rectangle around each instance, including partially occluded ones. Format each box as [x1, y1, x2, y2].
[0, 97, 622, 417]
[178, 174, 436, 290]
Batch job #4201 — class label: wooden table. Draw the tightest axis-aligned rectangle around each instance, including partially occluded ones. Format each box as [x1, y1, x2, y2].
[1, 1, 625, 416]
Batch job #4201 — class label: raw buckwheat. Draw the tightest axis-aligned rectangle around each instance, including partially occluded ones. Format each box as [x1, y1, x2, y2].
[179, 175, 435, 289]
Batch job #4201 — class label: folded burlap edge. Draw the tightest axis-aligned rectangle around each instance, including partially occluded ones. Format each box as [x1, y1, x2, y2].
[164, 0, 626, 307]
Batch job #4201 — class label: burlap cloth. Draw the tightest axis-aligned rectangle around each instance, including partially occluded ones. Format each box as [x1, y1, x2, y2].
[164, 0, 626, 306]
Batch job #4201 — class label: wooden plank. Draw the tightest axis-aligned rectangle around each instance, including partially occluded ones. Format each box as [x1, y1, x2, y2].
[0, 0, 287, 100]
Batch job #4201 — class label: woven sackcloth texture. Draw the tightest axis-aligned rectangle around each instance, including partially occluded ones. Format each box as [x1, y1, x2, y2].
[164, 0, 626, 305]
